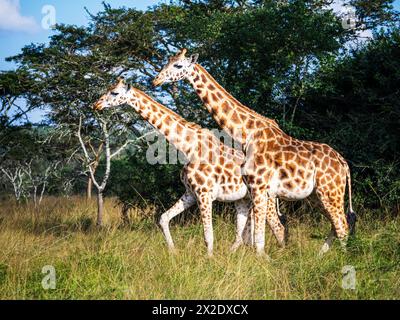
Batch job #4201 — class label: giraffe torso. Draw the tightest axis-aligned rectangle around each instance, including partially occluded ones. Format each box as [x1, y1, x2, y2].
[180, 129, 248, 202]
[243, 126, 347, 201]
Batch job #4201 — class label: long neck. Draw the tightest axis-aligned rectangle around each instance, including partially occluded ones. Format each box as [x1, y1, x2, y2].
[187, 64, 280, 144]
[127, 89, 201, 159]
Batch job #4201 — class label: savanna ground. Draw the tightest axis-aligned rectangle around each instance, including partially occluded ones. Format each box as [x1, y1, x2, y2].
[0, 196, 399, 300]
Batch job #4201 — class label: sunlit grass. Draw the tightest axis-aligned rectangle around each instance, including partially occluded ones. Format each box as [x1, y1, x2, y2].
[0, 196, 399, 299]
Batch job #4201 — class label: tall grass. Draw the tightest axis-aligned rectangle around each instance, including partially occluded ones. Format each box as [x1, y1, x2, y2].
[0, 196, 399, 299]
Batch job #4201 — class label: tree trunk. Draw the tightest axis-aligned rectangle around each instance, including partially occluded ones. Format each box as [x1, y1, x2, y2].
[97, 191, 104, 227]
[87, 176, 92, 199]
[121, 204, 130, 225]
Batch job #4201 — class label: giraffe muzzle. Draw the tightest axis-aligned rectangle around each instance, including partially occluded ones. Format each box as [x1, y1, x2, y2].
[92, 101, 103, 111]
[152, 77, 164, 87]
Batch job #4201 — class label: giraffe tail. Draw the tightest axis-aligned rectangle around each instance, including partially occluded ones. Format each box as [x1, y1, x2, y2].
[344, 160, 357, 236]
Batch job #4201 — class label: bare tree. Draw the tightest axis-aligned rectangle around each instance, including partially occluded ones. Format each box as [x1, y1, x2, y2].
[22, 160, 61, 207]
[1, 165, 27, 201]
[77, 116, 135, 226]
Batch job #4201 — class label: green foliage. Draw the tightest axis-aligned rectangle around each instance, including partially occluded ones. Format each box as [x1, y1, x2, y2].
[107, 148, 184, 209]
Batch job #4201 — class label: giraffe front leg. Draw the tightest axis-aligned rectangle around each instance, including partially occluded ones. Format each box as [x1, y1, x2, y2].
[159, 192, 196, 251]
[251, 189, 269, 256]
[198, 195, 214, 257]
[231, 198, 251, 252]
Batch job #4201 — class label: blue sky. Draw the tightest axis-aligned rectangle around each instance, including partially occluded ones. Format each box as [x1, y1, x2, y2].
[0, 0, 162, 71]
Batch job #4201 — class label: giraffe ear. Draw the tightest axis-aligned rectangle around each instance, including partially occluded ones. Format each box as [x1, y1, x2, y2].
[190, 54, 199, 64]
[117, 77, 125, 85]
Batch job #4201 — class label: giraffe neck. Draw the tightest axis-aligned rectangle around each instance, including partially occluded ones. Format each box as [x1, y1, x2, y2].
[187, 64, 280, 144]
[127, 89, 202, 159]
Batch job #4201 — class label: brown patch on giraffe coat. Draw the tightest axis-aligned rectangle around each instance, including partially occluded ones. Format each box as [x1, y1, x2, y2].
[194, 173, 205, 185]
[246, 119, 255, 129]
[164, 115, 172, 126]
[279, 169, 289, 180]
[231, 112, 240, 123]
[286, 162, 296, 175]
[284, 182, 294, 190]
[208, 84, 216, 91]
[211, 93, 218, 101]
[215, 166, 222, 174]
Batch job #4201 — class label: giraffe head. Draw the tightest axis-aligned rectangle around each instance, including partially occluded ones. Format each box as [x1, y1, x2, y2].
[153, 48, 199, 86]
[93, 78, 134, 111]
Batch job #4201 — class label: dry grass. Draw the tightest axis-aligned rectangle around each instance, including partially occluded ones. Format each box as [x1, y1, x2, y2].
[0, 196, 399, 300]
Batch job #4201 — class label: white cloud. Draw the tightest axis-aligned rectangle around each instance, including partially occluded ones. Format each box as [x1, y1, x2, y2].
[329, 0, 373, 40]
[0, 0, 39, 33]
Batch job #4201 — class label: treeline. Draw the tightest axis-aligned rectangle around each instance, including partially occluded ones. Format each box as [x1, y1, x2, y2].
[0, 0, 399, 217]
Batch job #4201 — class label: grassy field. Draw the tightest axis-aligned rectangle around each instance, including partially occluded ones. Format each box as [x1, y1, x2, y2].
[0, 196, 399, 300]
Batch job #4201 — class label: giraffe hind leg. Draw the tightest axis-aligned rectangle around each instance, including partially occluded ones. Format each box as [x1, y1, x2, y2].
[231, 199, 253, 252]
[317, 190, 349, 255]
[159, 192, 196, 251]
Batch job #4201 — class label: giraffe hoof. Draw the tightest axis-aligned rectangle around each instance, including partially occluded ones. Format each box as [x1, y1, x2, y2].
[230, 242, 242, 252]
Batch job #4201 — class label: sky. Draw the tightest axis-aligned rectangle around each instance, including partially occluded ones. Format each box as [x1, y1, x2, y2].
[0, 0, 163, 70]
[0, 0, 399, 122]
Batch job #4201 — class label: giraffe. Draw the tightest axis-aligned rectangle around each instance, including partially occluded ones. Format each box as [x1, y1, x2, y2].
[153, 49, 356, 256]
[93, 78, 255, 256]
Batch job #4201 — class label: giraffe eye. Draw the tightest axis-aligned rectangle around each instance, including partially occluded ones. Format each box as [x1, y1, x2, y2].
[174, 64, 183, 69]
[111, 92, 118, 96]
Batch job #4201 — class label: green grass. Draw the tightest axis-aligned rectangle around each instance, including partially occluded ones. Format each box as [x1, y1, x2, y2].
[0, 196, 399, 299]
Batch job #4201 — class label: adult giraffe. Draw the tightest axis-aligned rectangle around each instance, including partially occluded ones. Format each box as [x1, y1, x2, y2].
[94, 78, 254, 256]
[153, 49, 356, 256]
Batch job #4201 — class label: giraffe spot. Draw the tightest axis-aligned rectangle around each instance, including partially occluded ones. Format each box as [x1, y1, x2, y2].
[279, 169, 289, 180]
[255, 155, 265, 165]
[246, 119, 255, 129]
[225, 163, 233, 170]
[208, 84, 216, 91]
[298, 169, 305, 178]
[239, 113, 247, 122]
[219, 117, 227, 127]
[284, 182, 294, 190]
[211, 93, 218, 101]
[195, 173, 205, 185]
[231, 112, 240, 123]
[221, 102, 230, 114]
[284, 152, 295, 161]
[143, 99, 149, 104]
[164, 128, 170, 136]
[203, 94, 210, 105]
[216, 92, 223, 99]
[295, 178, 301, 184]
[164, 115, 172, 126]
[257, 168, 266, 175]
[246, 176, 255, 185]
[196, 89, 203, 95]
[201, 74, 207, 83]
[193, 75, 200, 82]
[286, 162, 296, 175]
[216, 167, 222, 174]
